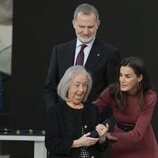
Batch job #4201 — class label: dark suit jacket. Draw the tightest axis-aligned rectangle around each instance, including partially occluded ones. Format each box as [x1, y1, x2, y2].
[45, 101, 108, 158]
[44, 38, 120, 111]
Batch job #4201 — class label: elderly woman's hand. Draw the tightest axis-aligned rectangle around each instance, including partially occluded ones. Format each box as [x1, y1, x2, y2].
[72, 133, 99, 148]
[95, 123, 109, 144]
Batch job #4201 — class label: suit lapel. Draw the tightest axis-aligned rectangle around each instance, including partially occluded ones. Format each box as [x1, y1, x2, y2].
[64, 39, 76, 67]
[62, 39, 105, 71]
[85, 39, 105, 71]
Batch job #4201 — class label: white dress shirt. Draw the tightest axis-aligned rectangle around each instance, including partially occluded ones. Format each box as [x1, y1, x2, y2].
[74, 38, 95, 66]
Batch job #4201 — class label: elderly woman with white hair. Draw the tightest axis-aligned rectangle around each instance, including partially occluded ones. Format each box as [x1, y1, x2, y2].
[45, 65, 109, 158]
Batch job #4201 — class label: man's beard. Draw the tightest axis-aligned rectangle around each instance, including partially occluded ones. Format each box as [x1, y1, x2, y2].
[77, 34, 95, 44]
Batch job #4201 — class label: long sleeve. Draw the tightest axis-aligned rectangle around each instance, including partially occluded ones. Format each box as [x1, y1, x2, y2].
[111, 91, 157, 142]
[93, 87, 112, 112]
[44, 46, 59, 110]
[45, 105, 74, 155]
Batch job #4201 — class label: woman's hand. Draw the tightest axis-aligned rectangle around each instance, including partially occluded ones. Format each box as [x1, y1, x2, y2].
[72, 133, 98, 148]
[106, 132, 118, 144]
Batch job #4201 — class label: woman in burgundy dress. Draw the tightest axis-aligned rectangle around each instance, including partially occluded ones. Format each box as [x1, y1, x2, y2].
[93, 56, 158, 158]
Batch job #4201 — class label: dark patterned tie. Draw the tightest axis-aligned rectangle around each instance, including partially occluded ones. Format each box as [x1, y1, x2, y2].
[75, 44, 87, 65]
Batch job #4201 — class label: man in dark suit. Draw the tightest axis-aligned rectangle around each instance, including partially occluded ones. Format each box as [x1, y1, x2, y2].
[44, 3, 120, 158]
[44, 3, 120, 110]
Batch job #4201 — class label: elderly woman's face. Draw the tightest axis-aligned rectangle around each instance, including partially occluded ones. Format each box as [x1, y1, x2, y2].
[67, 74, 88, 105]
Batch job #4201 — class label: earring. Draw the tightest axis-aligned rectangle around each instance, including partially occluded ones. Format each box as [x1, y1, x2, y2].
[137, 82, 141, 90]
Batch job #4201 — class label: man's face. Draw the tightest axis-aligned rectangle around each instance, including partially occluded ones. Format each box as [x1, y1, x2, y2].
[72, 12, 100, 44]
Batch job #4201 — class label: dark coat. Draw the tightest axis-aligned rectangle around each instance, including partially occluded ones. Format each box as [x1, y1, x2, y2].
[44, 38, 120, 110]
[45, 101, 108, 158]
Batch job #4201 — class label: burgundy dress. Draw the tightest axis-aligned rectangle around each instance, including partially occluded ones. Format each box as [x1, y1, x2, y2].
[93, 88, 158, 158]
